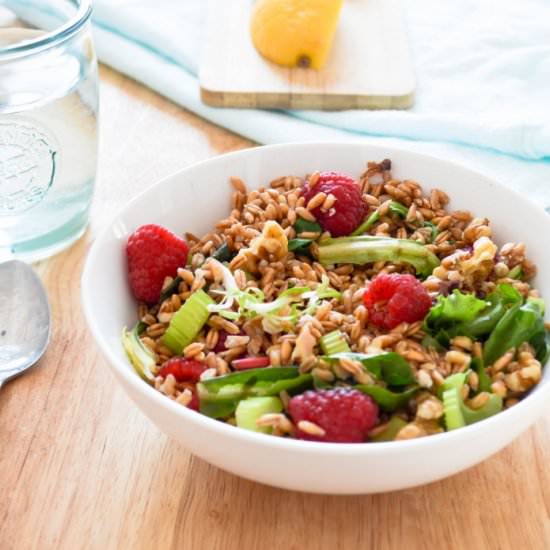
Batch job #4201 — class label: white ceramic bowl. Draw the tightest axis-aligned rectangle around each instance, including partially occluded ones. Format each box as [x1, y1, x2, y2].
[82, 142, 550, 494]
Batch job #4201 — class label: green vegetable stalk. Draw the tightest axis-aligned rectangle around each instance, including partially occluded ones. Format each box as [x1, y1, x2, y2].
[122, 324, 156, 383]
[317, 236, 440, 277]
[163, 289, 215, 354]
[319, 330, 350, 355]
[440, 372, 503, 430]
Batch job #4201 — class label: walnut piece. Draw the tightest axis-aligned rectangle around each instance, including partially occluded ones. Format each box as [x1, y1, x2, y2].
[230, 220, 288, 273]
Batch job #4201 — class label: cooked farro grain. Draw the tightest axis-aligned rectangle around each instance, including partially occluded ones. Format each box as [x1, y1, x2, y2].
[297, 420, 326, 437]
[123, 158, 548, 444]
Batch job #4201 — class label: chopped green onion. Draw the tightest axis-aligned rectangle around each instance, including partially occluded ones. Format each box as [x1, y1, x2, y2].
[320, 330, 350, 355]
[352, 201, 408, 236]
[388, 201, 408, 218]
[122, 324, 156, 383]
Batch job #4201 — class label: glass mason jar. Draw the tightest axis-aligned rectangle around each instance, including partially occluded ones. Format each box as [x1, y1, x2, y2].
[0, 0, 98, 261]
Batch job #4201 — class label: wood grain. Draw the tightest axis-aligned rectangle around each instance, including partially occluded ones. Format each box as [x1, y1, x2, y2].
[200, 0, 415, 110]
[0, 65, 548, 550]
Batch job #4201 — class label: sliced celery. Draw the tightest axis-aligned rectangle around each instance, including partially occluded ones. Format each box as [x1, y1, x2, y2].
[442, 388, 466, 430]
[163, 289, 215, 354]
[319, 330, 350, 355]
[235, 397, 283, 434]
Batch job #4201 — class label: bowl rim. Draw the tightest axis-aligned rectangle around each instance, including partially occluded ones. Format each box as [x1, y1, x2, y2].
[82, 141, 550, 455]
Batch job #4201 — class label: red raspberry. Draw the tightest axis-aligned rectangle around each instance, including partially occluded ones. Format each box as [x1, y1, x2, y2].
[301, 172, 366, 237]
[363, 273, 432, 330]
[127, 224, 189, 303]
[158, 358, 206, 383]
[288, 388, 379, 443]
[213, 330, 246, 353]
[188, 389, 200, 412]
[213, 330, 229, 353]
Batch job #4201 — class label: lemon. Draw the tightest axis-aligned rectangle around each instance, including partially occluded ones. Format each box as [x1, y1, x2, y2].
[250, 0, 344, 70]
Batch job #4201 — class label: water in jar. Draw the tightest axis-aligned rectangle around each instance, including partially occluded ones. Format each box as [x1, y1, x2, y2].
[0, 24, 98, 261]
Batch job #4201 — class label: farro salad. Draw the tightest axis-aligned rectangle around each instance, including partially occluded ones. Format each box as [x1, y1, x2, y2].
[122, 160, 549, 443]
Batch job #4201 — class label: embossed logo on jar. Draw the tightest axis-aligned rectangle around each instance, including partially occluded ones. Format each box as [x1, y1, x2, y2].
[0, 121, 57, 215]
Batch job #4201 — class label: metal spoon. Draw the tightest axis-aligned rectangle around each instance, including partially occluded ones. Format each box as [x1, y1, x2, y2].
[0, 261, 51, 389]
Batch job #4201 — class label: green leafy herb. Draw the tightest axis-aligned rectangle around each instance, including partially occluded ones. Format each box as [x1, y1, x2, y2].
[323, 351, 416, 385]
[356, 385, 419, 411]
[484, 298, 549, 365]
[197, 367, 313, 418]
[159, 276, 182, 303]
[351, 210, 380, 236]
[508, 265, 523, 280]
[313, 376, 333, 390]
[294, 219, 322, 234]
[290, 220, 322, 255]
[351, 201, 409, 236]
[422, 221, 439, 243]
[200, 366, 300, 392]
[370, 416, 408, 442]
[424, 285, 522, 345]
[212, 242, 235, 262]
[426, 289, 488, 328]
[471, 357, 492, 393]
[388, 201, 409, 218]
[460, 284, 522, 338]
[288, 238, 314, 252]
[421, 334, 445, 353]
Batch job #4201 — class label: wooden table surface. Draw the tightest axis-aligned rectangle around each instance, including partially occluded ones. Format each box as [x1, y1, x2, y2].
[1, 66, 549, 550]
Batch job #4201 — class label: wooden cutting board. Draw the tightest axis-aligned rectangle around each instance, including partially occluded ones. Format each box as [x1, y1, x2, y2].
[199, 0, 415, 110]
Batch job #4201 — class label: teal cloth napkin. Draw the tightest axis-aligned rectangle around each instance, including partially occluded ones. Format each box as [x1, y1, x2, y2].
[90, 0, 550, 209]
[8, 0, 550, 208]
